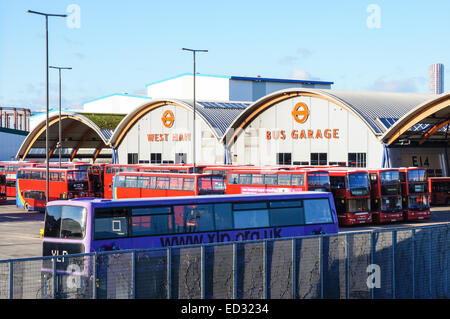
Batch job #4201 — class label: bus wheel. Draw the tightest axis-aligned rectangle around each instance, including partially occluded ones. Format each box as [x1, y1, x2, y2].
[24, 203, 30, 212]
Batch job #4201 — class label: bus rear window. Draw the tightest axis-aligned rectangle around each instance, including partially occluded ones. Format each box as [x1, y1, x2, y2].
[67, 171, 88, 181]
[303, 199, 334, 224]
[307, 173, 330, 187]
[44, 205, 87, 239]
[198, 176, 225, 191]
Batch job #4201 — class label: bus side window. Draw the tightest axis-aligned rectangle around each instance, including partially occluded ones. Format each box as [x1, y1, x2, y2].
[303, 199, 333, 224]
[291, 175, 304, 186]
[94, 208, 128, 239]
[131, 207, 172, 236]
[265, 174, 277, 186]
[278, 175, 291, 186]
[173, 204, 214, 233]
[229, 174, 239, 185]
[269, 200, 304, 226]
[233, 202, 269, 229]
[183, 178, 194, 191]
[239, 174, 251, 185]
[214, 203, 233, 230]
[251, 174, 264, 185]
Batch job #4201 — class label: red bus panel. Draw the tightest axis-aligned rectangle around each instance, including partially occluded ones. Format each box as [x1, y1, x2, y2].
[429, 177, 450, 206]
[399, 167, 431, 221]
[328, 168, 372, 226]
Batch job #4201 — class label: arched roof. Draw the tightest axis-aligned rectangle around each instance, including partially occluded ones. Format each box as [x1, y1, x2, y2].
[109, 98, 249, 147]
[16, 112, 112, 161]
[221, 88, 436, 145]
[381, 92, 450, 145]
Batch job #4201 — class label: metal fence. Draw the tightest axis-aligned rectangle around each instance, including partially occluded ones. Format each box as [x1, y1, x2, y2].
[1, 224, 449, 299]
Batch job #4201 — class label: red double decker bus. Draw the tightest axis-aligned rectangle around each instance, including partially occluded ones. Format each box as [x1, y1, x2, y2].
[88, 164, 105, 198]
[0, 161, 38, 197]
[225, 168, 330, 195]
[103, 164, 142, 199]
[429, 177, 450, 205]
[0, 173, 6, 203]
[35, 161, 91, 171]
[328, 168, 372, 226]
[399, 167, 431, 220]
[16, 167, 91, 211]
[369, 169, 403, 224]
[112, 172, 226, 199]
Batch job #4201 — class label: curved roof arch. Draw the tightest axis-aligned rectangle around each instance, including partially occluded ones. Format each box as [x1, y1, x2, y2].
[109, 98, 246, 147]
[221, 88, 435, 145]
[381, 92, 450, 145]
[16, 112, 111, 161]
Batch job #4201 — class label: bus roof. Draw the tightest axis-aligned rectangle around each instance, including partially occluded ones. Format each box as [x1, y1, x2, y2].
[17, 167, 84, 172]
[47, 192, 333, 209]
[115, 172, 223, 177]
[226, 168, 330, 174]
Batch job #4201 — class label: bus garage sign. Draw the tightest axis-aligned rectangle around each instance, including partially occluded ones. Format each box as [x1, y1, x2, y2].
[266, 102, 340, 140]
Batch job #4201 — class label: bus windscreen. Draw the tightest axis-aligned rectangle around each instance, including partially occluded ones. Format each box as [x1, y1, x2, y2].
[44, 205, 87, 239]
[380, 170, 400, 184]
[408, 169, 427, 182]
[347, 173, 369, 196]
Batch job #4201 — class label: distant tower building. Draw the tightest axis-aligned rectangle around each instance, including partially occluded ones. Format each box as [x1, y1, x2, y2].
[429, 63, 444, 94]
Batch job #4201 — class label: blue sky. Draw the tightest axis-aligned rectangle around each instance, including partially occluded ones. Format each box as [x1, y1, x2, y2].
[1, 0, 449, 111]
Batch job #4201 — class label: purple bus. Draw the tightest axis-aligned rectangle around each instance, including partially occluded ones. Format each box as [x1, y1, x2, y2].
[42, 192, 338, 258]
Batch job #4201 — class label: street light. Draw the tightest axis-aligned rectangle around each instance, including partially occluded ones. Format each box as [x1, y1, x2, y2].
[27, 10, 67, 204]
[181, 48, 208, 172]
[49, 66, 72, 168]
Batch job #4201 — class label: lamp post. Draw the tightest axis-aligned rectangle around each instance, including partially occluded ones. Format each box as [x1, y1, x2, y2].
[27, 10, 67, 204]
[49, 66, 72, 168]
[181, 48, 208, 172]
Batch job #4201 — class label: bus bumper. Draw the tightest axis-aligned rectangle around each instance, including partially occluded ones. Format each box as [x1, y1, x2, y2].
[373, 212, 404, 224]
[338, 212, 372, 226]
[403, 210, 431, 221]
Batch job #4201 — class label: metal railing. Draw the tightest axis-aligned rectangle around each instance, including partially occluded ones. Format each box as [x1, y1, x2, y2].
[1, 224, 449, 299]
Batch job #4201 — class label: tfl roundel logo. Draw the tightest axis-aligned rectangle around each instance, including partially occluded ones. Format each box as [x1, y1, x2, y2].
[292, 102, 310, 124]
[162, 110, 175, 128]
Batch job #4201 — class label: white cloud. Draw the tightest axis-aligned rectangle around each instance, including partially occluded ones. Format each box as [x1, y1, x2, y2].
[368, 76, 425, 93]
[291, 68, 321, 81]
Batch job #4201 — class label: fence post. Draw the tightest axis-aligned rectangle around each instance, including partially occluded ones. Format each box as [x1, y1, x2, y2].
[131, 251, 135, 299]
[167, 248, 172, 299]
[292, 238, 297, 299]
[9, 261, 13, 299]
[201, 246, 205, 299]
[370, 232, 375, 299]
[392, 230, 396, 299]
[92, 253, 97, 300]
[53, 257, 57, 299]
[428, 229, 432, 298]
[263, 241, 268, 299]
[320, 236, 324, 299]
[233, 243, 238, 299]
[346, 234, 350, 299]
[412, 229, 415, 299]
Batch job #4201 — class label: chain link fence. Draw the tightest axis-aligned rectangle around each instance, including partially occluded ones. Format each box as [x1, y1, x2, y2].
[0, 224, 449, 299]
